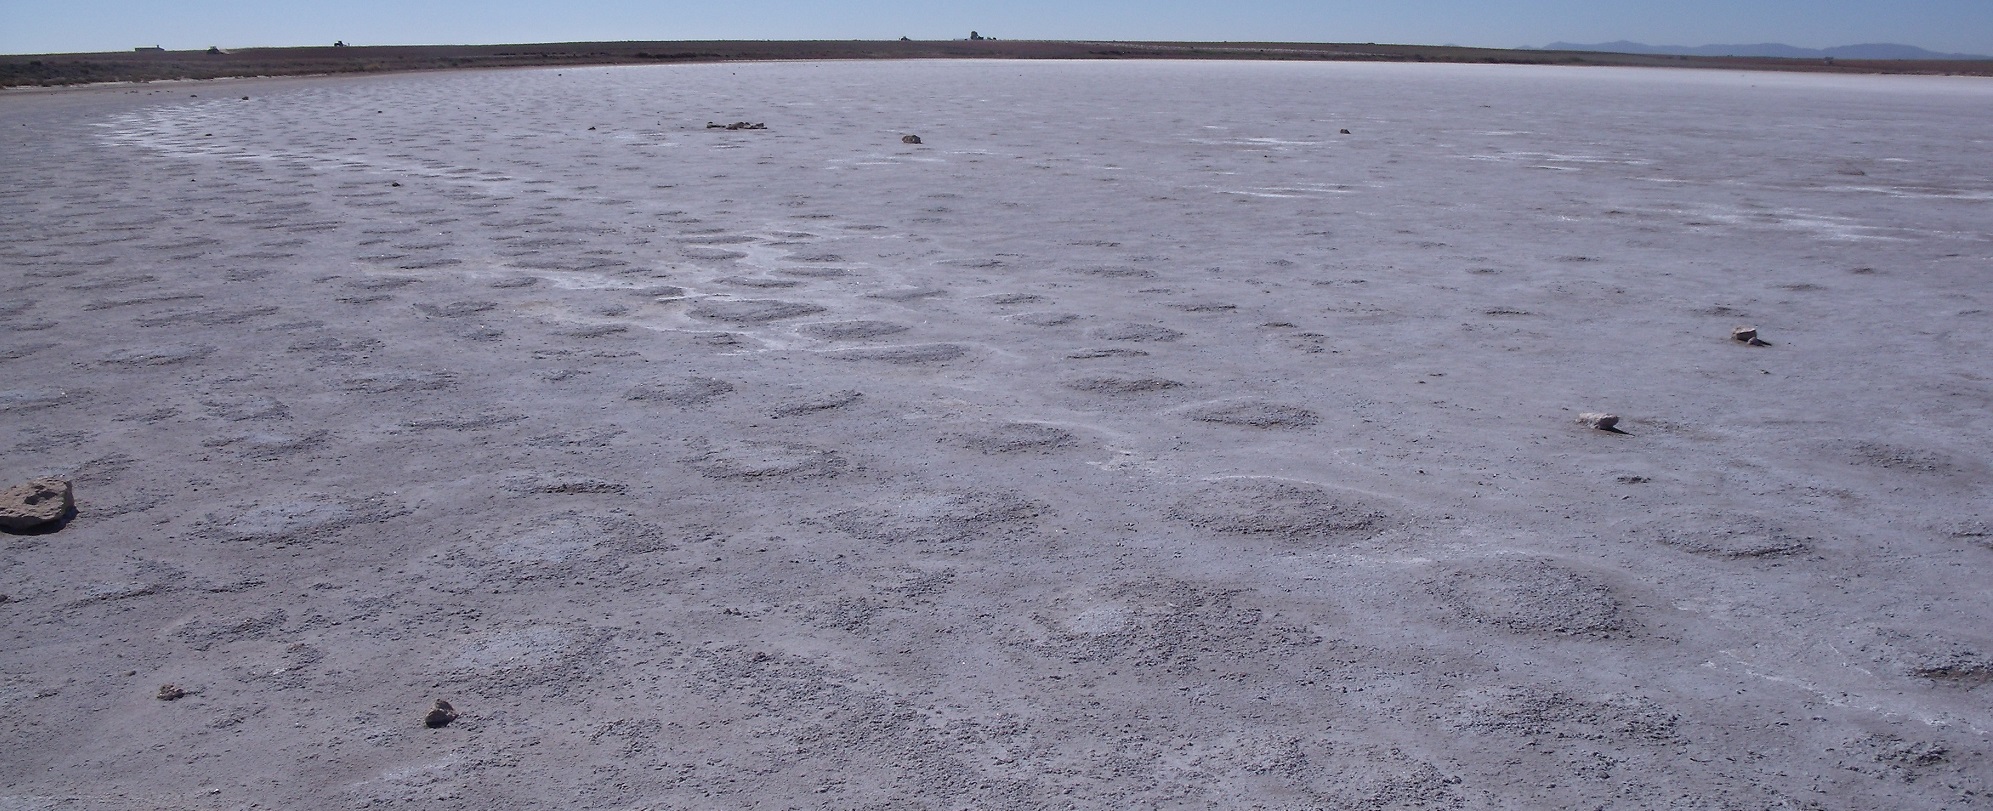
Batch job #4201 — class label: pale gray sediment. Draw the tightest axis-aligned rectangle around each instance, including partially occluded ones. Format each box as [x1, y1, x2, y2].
[2, 60, 1990, 809]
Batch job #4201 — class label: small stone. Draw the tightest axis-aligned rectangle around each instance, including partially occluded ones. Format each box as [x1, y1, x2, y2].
[0, 477, 73, 532]
[157, 684, 187, 701]
[1339, 128, 1352, 134]
[1576, 412, 1621, 431]
[901, 134, 923, 144]
[424, 699, 458, 728]
[1731, 326, 1757, 343]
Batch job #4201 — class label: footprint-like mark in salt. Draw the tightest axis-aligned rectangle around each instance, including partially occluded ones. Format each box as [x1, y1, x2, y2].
[688, 299, 828, 324]
[980, 293, 1046, 305]
[1175, 397, 1320, 428]
[1069, 265, 1157, 279]
[1011, 312, 1083, 327]
[773, 266, 854, 279]
[338, 370, 459, 394]
[1013, 580, 1311, 665]
[413, 301, 498, 318]
[769, 389, 864, 418]
[681, 438, 849, 481]
[349, 276, 421, 291]
[824, 489, 1045, 544]
[679, 234, 760, 245]
[1852, 626, 1993, 688]
[1835, 440, 1980, 479]
[823, 343, 970, 364]
[1169, 478, 1391, 544]
[625, 376, 734, 406]
[96, 344, 216, 367]
[1165, 301, 1239, 313]
[1088, 323, 1185, 342]
[945, 422, 1079, 453]
[1637, 511, 1810, 559]
[716, 275, 807, 289]
[1067, 348, 1149, 359]
[423, 510, 674, 599]
[682, 248, 749, 262]
[200, 429, 334, 461]
[203, 493, 407, 544]
[441, 625, 612, 693]
[202, 395, 290, 422]
[799, 320, 909, 340]
[1447, 685, 1680, 743]
[1062, 376, 1186, 394]
[1424, 557, 1629, 637]
[866, 286, 948, 302]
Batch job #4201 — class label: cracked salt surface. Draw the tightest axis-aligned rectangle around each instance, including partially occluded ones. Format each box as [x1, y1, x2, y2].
[4, 59, 1992, 809]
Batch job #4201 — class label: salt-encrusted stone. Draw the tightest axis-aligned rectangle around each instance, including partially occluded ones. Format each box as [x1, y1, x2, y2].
[1576, 413, 1621, 430]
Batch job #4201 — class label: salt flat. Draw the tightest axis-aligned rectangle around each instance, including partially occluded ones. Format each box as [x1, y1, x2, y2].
[3, 60, 1991, 809]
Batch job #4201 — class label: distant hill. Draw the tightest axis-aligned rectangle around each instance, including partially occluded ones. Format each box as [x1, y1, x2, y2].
[1534, 41, 1990, 60]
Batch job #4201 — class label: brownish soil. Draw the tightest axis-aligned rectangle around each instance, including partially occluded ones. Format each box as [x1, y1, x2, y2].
[5, 39, 1992, 88]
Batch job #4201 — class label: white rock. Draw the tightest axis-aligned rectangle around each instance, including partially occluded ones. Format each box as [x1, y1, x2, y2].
[1576, 413, 1621, 431]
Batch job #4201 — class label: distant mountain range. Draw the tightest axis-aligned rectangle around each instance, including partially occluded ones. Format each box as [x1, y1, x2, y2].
[1531, 41, 1989, 60]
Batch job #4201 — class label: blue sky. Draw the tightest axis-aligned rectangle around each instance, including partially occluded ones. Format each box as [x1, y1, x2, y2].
[4, 0, 1990, 56]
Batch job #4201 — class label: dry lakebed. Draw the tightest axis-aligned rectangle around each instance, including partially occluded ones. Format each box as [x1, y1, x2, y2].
[2, 60, 1991, 809]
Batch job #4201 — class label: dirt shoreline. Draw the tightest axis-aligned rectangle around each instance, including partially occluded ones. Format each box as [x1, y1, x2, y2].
[6, 38, 1993, 89]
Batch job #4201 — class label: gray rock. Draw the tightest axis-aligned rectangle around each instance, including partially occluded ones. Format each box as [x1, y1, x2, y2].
[902, 134, 923, 144]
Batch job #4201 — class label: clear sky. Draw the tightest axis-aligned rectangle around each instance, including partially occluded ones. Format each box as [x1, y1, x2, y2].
[4, 0, 1990, 57]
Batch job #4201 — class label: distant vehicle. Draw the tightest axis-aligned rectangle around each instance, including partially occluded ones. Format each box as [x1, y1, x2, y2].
[134, 45, 164, 52]
[333, 40, 348, 48]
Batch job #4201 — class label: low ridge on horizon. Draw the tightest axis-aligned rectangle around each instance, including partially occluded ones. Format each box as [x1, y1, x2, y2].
[1532, 40, 1990, 60]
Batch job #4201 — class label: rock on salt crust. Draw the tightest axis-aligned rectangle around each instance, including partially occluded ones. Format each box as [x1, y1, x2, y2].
[0, 478, 74, 531]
